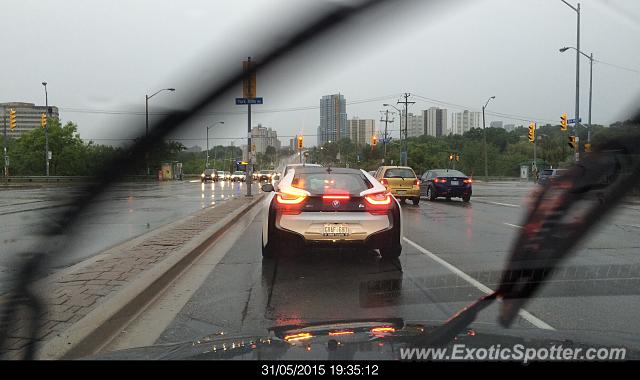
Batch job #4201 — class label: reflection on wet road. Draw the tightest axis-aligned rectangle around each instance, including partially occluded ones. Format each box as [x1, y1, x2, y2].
[154, 182, 640, 350]
[0, 180, 257, 286]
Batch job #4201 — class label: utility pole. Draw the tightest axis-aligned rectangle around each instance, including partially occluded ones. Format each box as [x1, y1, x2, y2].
[482, 96, 496, 180]
[561, 0, 581, 161]
[206, 127, 210, 168]
[397, 93, 414, 166]
[588, 51, 593, 143]
[379, 110, 393, 163]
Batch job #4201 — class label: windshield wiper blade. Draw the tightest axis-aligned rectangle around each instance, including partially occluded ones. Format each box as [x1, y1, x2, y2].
[413, 122, 640, 346]
[411, 292, 497, 347]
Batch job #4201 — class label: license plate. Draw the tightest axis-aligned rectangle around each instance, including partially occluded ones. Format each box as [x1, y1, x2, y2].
[396, 190, 406, 195]
[451, 181, 459, 186]
[323, 224, 350, 236]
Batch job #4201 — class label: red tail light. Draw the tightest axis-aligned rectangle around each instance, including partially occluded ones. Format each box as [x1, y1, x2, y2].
[414, 179, 420, 186]
[463, 178, 472, 184]
[276, 193, 306, 204]
[434, 177, 447, 183]
[380, 179, 387, 186]
[364, 192, 391, 205]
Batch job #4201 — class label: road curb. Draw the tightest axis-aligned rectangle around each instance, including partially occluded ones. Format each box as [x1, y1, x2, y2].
[38, 194, 264, 359]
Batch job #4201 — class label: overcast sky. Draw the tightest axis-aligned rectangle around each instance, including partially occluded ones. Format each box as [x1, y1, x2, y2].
[2, 0, 639, 148]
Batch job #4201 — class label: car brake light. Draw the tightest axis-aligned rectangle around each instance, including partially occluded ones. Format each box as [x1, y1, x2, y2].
[434, 177, 447, 183]
[380, 179, 387, 186]
[364, 192, 391, 205]
[414, 179, 420, 186]
[276, 193, 306, 204]
[463, 178, 472, 184]
[328, 330, 354, 336]
[322, 195, 350, 200]
[370, 326, 395, 334]
[284, 332, 313, 342]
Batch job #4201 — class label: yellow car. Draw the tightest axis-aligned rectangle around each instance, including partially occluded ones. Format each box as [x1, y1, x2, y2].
[374, 166, 421, 205]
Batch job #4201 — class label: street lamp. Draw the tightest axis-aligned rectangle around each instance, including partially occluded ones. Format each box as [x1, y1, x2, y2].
[482, 96, 495, 180]
[560, 0, 581, 158]
[145, 88, 175, 174]
[206, 121, 225, 169]
[383, 103, 402, 164]
[560, 46, 593, 142]
[42, 82, 49, 176]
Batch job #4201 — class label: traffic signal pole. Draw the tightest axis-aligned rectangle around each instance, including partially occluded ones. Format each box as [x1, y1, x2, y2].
[43, 83, 50, 176]
[3, 114, 7, 177]
[247, 102, 253, 197]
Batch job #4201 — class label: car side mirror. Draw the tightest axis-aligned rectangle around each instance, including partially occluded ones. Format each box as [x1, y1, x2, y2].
[261, 183, 275, 192]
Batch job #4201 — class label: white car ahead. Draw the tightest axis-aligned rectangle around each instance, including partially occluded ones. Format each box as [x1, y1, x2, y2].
[260, 166, 403, 259]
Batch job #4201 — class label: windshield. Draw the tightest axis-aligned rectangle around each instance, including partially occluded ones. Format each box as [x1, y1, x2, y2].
[2, 0, 640, 367]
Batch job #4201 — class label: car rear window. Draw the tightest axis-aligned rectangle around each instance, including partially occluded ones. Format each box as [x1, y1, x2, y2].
[435, 170, 465, 177]
[233, 171, 244, 175]
[384, 168, 416, 178]
[542, 169, 554, 175]
[204, 169, 215, 174]
[291, 173, 372, 195]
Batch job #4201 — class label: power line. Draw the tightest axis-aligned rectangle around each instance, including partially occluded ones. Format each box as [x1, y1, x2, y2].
[59, 94, 403, 117]
[594, 59, 640, 74]
[412, 94, 557, 124]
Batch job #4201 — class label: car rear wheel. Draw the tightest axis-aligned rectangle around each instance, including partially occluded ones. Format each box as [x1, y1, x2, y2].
[412, 197, 420, 205]
[427, 186, 436, 201]
[380, 244, 402, 259]
[462, 195, 471, 202]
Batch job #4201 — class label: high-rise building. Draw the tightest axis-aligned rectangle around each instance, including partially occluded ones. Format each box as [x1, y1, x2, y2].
[451, 110, 482, 135]
[423, 107, 448, 137]
[1, 102, 60, 138]
[490, 120, 504, 129]
[251, 124, 281, 154]
[400, 112, 424, 138]
[318, 94, 347, 146]
[346, 118, 376, 146]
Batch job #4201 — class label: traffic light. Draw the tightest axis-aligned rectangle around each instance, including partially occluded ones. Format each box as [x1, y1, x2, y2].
[584, 143, 591, 153]
[371, 135, 378, 146]
[455, 154, 460, 162]
[568, 135, 577, 149]
[9, 109, 16, 130]
[528, 122, 536, 143]
[40, 113, 47, 129]
[560, 113, 568, 131]
[449, 153, 454, 161]
[297, 135, 303, 149]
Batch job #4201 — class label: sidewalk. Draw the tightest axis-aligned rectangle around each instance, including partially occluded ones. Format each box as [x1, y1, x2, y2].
[1, 194, 263, 359]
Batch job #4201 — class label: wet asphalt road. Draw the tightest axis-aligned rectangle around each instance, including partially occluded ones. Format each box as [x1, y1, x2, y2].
[0, 180, 257, 288]
[154, 182, 640, 350]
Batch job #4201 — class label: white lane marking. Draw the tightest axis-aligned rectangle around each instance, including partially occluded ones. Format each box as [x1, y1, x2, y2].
[487, 201, 520, 208]
[503, 222, 522, 229]
[403, 237, 555, 331]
